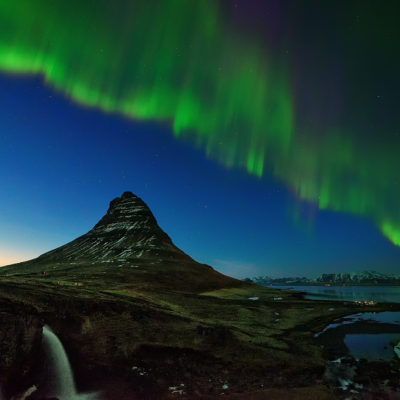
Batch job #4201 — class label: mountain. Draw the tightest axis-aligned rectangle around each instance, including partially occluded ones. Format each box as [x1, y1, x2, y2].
[245, 276, 310, 286]
[1, 191, 241, 292]
[246, 270, 400, 286]
[30, 191, 191, 264]
[315, 270, 400, 284]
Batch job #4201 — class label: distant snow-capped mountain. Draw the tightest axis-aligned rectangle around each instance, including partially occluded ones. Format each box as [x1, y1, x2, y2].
[245, 270, 400, 285]
[315, 270, 399, 284]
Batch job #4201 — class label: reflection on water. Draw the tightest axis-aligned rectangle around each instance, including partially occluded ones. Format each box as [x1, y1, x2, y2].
[344, 333, 400, 361]
[273, 285, 400, 303]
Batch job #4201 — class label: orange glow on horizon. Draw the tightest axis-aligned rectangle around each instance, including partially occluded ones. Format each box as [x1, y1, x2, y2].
[0, 251, 33, 267]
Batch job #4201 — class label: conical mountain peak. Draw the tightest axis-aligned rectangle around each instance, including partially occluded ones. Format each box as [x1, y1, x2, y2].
[33, 192, 191, 264]
[93, 192, 157, 231]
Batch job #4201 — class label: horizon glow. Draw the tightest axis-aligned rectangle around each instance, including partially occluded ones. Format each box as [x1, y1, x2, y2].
[0, 252, 33, 267]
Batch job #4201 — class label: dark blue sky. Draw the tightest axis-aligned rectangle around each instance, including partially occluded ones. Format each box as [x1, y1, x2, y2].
[1, 74, 400, 277]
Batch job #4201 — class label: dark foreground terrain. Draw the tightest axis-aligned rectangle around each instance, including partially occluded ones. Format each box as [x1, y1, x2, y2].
[0, 193, 398, 399]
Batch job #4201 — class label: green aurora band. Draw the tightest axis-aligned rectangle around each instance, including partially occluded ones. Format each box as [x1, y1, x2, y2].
[0, 0, 399, 247]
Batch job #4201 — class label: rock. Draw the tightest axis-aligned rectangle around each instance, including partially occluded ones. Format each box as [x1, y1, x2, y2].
[0, 304, 42, 397]
[15, 384, 37, 400]
[196, 325, 233, 345]
[394, 342, 400, 359]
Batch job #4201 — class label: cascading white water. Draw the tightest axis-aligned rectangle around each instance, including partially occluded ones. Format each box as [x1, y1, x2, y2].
[42, 325, 77, 399]
[42, 326, 100, 400]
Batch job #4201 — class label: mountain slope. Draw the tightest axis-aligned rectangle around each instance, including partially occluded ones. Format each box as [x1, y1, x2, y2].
[1, 192, 243, 292]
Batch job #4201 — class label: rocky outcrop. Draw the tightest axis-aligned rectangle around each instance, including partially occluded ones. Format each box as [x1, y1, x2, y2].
[0, 302, 42, 397]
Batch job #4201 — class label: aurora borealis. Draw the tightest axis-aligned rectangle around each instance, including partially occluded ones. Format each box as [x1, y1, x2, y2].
[0, 0, 293, 178]
[0, 0, 399, 271]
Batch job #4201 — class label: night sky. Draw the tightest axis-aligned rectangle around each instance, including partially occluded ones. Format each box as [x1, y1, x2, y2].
[0, 0, 399, 277]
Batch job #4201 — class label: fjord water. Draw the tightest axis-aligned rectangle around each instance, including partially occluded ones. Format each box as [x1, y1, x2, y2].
[42, 326, 100, 400]
[274, 285, 400, 303]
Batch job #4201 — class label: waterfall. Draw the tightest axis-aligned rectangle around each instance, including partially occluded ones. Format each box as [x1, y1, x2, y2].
[42, 325, 77, 399]
[42, 326, 100, 400]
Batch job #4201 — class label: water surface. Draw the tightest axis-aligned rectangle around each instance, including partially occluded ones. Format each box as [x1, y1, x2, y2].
[272, 285, 400, 303]
[344, 333, 400, 361]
